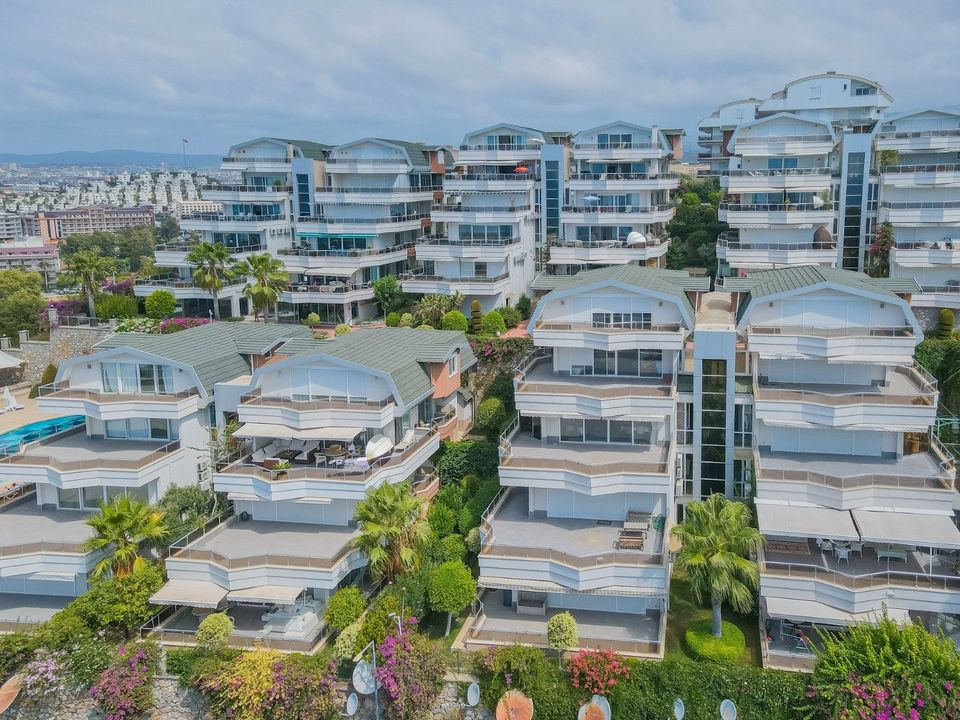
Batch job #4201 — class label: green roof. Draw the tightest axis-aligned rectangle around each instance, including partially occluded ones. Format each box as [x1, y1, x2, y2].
[374, 139, 434, 168]
[541, 265, 710, 319]
[725, 267, 920, 323]
[269, 138, 333, 161]
[288, 328, 476, 406]
[96, 322, 317, 392]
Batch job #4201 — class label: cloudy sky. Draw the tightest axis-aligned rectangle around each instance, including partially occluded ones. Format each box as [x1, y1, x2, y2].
[2, 0, 958, 154]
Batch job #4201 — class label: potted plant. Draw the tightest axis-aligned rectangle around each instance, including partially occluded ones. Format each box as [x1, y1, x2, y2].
[272, 460, 292, 479]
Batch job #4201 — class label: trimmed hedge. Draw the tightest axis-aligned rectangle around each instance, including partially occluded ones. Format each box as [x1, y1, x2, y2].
[435, 440, 499, 484]
[684, 619, 746, 663]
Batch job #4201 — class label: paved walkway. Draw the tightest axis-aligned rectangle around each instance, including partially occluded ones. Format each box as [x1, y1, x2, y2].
[0, 387, 56, 434]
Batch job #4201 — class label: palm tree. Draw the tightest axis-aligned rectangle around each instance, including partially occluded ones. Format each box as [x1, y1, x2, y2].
[84, 495, 169, 580]
[412, 292, 464, 327]
[671, 494, 762, 637]
[186, 241, 234, 320]
[61, 250, 116, 318]
[351, 482, 429, 582]
[233, 252, 288, 321]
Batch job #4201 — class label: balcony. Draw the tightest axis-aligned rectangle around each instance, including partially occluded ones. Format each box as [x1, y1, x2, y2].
[880, 163, 960, 188]
[456, 144, 541, 164]
[219, 156, 292, 172]
[513, 354, 675, 418]
[314, 186, 439, 203]
[238, 389, 395, 428]
[478, 488, 668, 591]
[153, 240, 265, 267]
[560, 204, 675, 225]
[413, 235, 520, 261]
[745, 324, 918, 364]
[431, 203, 535, 223]
[0, 429, 182, 488]
[443, 173, 537, 191]
[400, 271, 511, 296]
[874, 128, 960, 153]
[201, 184, 291, 202]
[180, 213, 288, 232]
[280, 282, 374, 304]
[719, 202, 835, 226]
[531, 320, 686, 352]
[37, 383, 201, 421]
[278, 242, 412, 272]
[911, 282, 960, 309]
[755, 442, 955, 511]
[133, 275, 246, 300]
[498, 427, 672, 495]
[716, 232, 837, 268]
[571, 141, 664, 162]
[548, 237, 669, 265]
[878, 201, 960, 225]
[890, 239, 960, 267]
[213, 428, 439, 502]
[720, 168, 833, 192]
[732, 134, 835, 156]
[567, 172, 679, 191]
[324, 157, 412, 173]
[296, 212, 427, 235]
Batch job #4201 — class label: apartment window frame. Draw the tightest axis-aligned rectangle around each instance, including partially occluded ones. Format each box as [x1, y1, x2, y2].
[101, 362, 175, 395]
[733, 403, 753, 448]
[557, 416, 653, 446]
[447, 352, 458, 377]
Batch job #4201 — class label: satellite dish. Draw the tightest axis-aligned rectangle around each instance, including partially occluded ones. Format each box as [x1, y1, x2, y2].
[467, 682, 481, 707]
[345, 692, 359, 716]
[578, 694, 611, 720]
[352, 660, 376, 695]
[720, 699, 738, 720]
[673, 699, 685, 720]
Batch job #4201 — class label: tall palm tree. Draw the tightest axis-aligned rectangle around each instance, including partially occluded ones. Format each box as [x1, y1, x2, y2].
[232, 252, 288, 321]
[84, 495, 169, 580]
[671, 494, 762, 637]
[61, 250, 116, 318]
[186, 241, 234, 320]
[351, 482, 429, 582]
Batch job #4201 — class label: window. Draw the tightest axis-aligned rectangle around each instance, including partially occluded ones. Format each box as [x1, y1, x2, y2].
[560, 417, 584, 442]
[677, 402, 694, 445]
[733, 459, 752, 498]
[105, 418, 173, 441]
[591, 312, 651, 330]
[557, 417, 652, 446]
[101, 362, 175, 395]
[734, 404, 753, 448]
[700, 358, 727, 494]
[448, 353, 458, 377]
[809, 84, 821, 99]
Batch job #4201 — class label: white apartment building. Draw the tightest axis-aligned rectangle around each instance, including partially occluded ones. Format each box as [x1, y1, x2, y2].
[286, 138, 444, 324]
[877, 109, 960, 311]
[150, 328, 474, 651]
[546, 122, 678, 279]
[697, 99, 761, 176]
[405, 124, 560, 313]
[0, 240, 58, 287]
[0, 323, 296, 631]
[722, 266, 957, 671]
[469, 266, 709, 658]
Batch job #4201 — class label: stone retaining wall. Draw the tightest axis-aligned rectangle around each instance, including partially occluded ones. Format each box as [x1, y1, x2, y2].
[5, 325, 112, 385]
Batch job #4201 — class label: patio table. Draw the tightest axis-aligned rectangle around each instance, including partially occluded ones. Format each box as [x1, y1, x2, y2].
[876, 545, 910, 562]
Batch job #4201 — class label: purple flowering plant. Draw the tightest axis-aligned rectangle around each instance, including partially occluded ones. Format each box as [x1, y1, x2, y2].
[373, 617, 445, 720]
[88, 643, 158, 720]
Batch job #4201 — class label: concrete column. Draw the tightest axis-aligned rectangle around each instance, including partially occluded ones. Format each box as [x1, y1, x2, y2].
[47, 307, 59, 327]
[230, 295, 241, 318]
[17, 330, 28, 344]
[0, 338, 9, 350]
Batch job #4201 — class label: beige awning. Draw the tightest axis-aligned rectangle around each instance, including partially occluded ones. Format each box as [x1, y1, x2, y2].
[757, 503, 859, 541]
[765, 597, 911, 626]
[305, 267, 355, 276]
[234, 423, 362, 442]
[234, 422, 295, 439]
[226, 585, 304, 605]
[295, 426, 363, 441]
[150, 579, 227, 609]
[852, 510, 960, 549]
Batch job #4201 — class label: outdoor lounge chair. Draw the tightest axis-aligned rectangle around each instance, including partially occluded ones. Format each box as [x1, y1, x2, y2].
[2, 388, 23, 411]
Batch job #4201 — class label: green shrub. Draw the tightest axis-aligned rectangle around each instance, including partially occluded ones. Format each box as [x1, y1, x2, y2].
[435, 483, 464, 511]
[357, 594, 408, 651]
[516, 294, 532, 319]
[333, 620, 362, 661]
[417, 324, 434, 330]
[436, 440, 499, 484]
[485, 372, 516, 412]
[938, 308, 955, 337]
[441, 310, 469, 331]
[461, 473, 480, 497]
[334, 323, 351, 336]
[684, 619, 745, 663]
[428, 503, 457, 536]
[547, 612, 579, 655]
[67, 563, 165, 635]
[385, 311, 402, 327]
[470, 300, 483, 334]
[304, 311, 321, 327]
[144, 289, 176, 319]
[499, 305, 522, 329]
[479, 645, 579, 720]
[95, 293, 139, 319]
[325, 586, 366, 631]
[388, 564, 432, 618]
[166, 647, 204, 686]
[196, 612, 234, 652]
[481, 310, 506, 335]
[427, 533, 467, 563]
[399, 312, 414, 328]
[465, 527, 481, 555]
[476, 397, 507, 439]
[40, 363, 58, 386]
[428, 560, 477, 636]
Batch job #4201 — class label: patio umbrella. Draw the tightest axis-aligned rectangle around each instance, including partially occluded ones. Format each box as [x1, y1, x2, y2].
[497, 691, 533, 720]
[365, 434, 393, 460]
[514, 166, 530, 173]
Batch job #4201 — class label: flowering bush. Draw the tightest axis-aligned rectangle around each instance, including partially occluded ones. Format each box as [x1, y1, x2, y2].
[159, 316, 210, 334]
[808, 678, 960, 720]
[113, 317, 160, 334]
[38, 297, 87, 328]
[374, 618, 445, 720]
[469, 336, 533, 368]
[21, 648, 69, 702]
[88, 643, 159, 720]
[101, 278, 134, 295]
[566, 649, 630, 699]
[196, 650, 340, 720]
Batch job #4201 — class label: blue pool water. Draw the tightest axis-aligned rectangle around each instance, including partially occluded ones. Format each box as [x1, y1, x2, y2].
[0, 415, 85, 455]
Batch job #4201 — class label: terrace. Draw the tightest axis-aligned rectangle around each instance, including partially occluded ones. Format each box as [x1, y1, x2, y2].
[501, 431, 672, 478]
[0, 594, 73, 632]
[0, 501, 93, 552]
[0, 431, 180, 477]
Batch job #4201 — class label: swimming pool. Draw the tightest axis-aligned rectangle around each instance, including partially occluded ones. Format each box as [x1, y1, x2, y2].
[0, 415, 85, 456]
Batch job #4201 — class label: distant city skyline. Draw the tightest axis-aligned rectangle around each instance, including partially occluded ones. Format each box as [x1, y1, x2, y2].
[2, 0, 958, 155]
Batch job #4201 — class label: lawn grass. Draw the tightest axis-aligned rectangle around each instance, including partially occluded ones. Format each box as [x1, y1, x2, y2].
[420, 606, 471, 650]
[667, 571, 762, 666]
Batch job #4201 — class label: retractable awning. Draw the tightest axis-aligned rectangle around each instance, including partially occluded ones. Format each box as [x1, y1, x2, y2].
[756, 503, 859, 541]
[852, 510, 960, 549]
[234, 422, 294, 439]
[150, 580, 227, 609]
[234, 423, 362, 442]
[304, 267, 356, 276]
[765, 597, 911, 626]
[226, 585, 304, 605]
[295, 426, 363, 441]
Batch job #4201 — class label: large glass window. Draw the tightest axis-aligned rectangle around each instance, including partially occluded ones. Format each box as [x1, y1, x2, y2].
[101, 363, 175, 395]
[459, 225, 514, 243]
[677, 402, 694, 445]
[700, 358, 727, 495]
[105, 418, 173, 440]
[556, 417, 653, 445]
[560, 417, 584, 442]
[734, 404, 753, 448]
[589, 348, 660, 377]
[591, 312, 652, 329]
